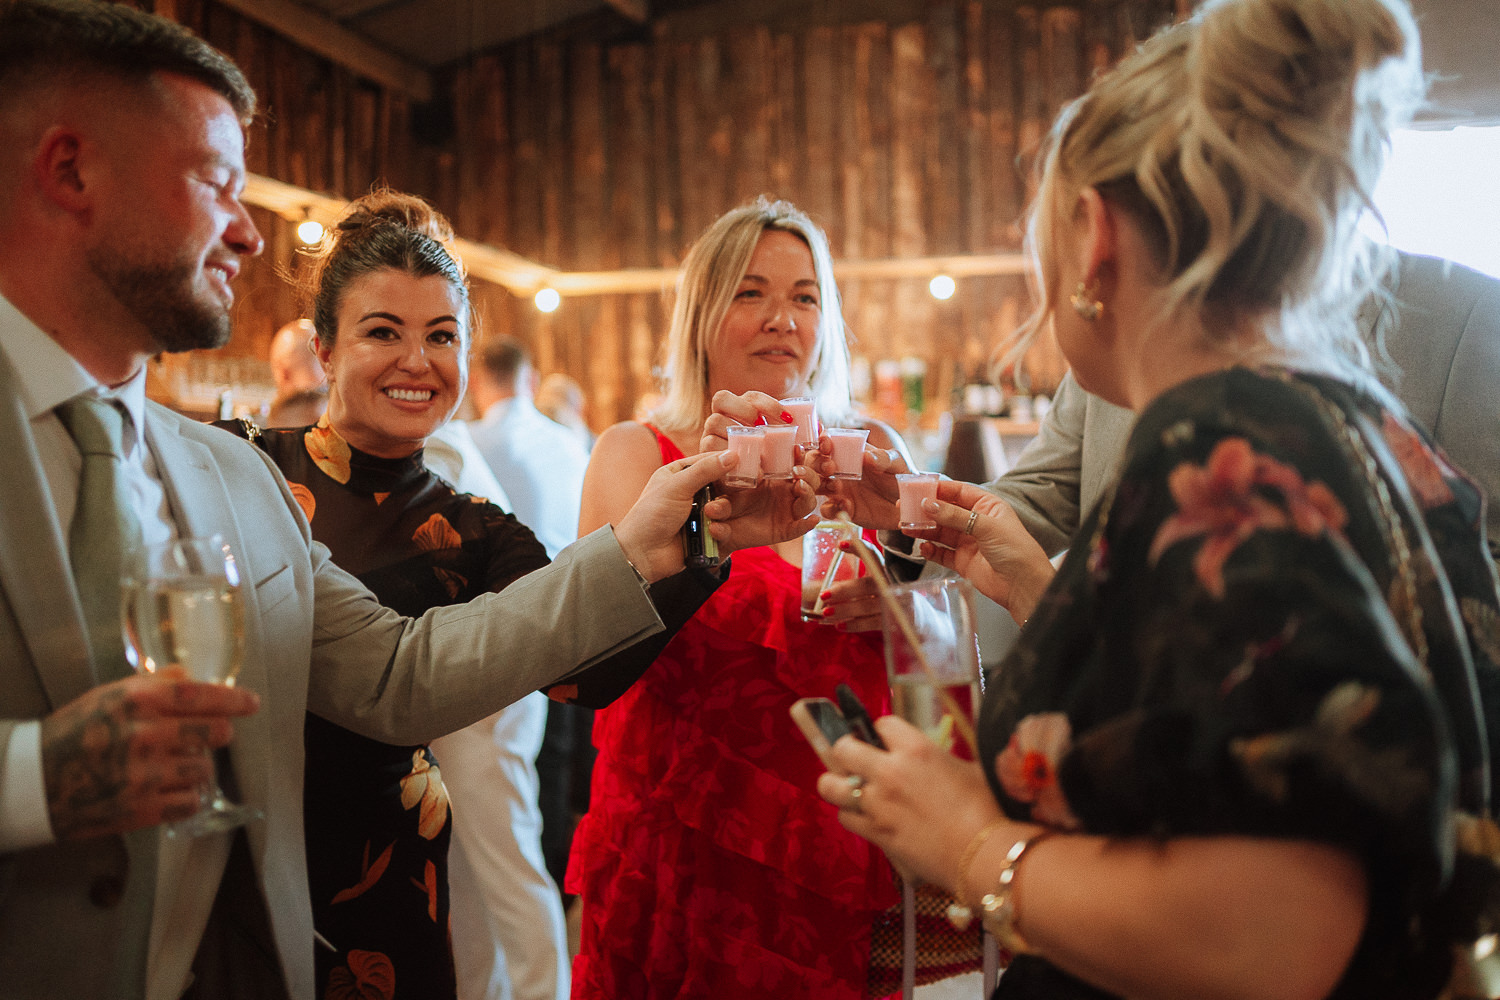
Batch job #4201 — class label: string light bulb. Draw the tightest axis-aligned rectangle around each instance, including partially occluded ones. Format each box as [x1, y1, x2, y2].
[929, 274, 957, 300]
[534, 287, 561, 313]
[296, 212, 325, 246]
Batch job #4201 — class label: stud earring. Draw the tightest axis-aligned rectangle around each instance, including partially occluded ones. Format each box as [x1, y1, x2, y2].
[1069, 282, 1103, 322]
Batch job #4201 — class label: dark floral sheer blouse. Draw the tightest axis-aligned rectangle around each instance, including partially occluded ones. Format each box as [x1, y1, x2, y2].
[978, 368, 1500, 1000]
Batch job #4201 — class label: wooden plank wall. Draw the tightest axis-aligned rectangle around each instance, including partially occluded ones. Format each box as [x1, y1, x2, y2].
[163, 0, 1183, 429]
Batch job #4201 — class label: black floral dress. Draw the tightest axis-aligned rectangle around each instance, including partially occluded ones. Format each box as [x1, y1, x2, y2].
[979, 368, 1500, 1000]
[247, 417, 549, 1000]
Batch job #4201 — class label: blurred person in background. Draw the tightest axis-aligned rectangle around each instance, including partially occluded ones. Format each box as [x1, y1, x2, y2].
[265, 317, 327, 428]
[535, 372, 594, 451]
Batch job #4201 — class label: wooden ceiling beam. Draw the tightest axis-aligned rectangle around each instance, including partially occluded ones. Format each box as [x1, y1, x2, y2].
[241, 173, 1027, 297]
[241, 173, 558, 290]
[602, 0, 650, 23]
[211, 0, 434, 101]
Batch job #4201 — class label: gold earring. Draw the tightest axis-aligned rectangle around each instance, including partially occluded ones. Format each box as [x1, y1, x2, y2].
[1069, 282, 1103, 322]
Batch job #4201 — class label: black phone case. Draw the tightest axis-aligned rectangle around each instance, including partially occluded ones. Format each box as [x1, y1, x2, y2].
[835, 683, 886, 749]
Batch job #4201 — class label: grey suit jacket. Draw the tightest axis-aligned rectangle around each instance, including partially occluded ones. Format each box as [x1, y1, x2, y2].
[990, 252, 1500, 554]
[0, 351, 665, 999]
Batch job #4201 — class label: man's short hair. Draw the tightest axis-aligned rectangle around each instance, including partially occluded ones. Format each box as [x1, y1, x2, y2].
[0, 0, 255, 125]
[479, 337, 531, 389]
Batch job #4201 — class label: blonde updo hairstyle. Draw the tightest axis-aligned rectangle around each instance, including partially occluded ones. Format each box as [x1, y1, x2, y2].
[300, 188, 471, 354]
[651, 198, 856, 436]
[1014, 0, 1424, 381]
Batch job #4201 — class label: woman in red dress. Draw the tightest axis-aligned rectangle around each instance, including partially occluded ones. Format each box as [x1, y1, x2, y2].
[568, 199, 911, 999]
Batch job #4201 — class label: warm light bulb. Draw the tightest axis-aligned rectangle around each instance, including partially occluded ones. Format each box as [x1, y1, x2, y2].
[929, 274, 956, 300]
[296, 218, 325, 245]
[534, 288, 561, 313]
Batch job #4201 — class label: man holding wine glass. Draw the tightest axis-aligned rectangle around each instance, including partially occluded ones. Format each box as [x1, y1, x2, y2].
[0, 3, 822, 999]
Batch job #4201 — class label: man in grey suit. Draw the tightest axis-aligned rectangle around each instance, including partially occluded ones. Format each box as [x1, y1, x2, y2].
[990, 250, 1500, 558]
[0, 3, 797, 998]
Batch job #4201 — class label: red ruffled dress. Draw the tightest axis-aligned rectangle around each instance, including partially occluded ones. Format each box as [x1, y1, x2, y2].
[567, 428, 899, 999]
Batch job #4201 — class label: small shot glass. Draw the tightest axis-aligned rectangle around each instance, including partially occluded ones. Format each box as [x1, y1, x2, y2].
[781, 396, 818, 448]
[723, 425, 764, 489]
[896, 472, 940, 530]
[825, 427, 870, 481]
[761, 424, 798, 480]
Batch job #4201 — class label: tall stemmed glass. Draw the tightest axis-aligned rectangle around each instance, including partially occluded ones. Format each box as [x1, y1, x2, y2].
[122, 534, 263, 837]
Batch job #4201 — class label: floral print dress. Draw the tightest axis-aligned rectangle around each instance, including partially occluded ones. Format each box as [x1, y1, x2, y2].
[242, 418, 549, 1000]
[978, 368, 1500, 1000]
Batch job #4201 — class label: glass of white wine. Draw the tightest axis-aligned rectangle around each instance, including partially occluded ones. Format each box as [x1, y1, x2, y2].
[881, 578, 983, 760]
[122, 534, 262, 837]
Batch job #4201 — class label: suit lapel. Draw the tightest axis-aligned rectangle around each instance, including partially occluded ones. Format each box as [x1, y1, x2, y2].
[144, 411, 270, 816]
[0, 352, 95, 708]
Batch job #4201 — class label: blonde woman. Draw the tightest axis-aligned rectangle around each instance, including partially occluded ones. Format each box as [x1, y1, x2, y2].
[816, 2, 1500, 999]
[569, 199, 911, 999]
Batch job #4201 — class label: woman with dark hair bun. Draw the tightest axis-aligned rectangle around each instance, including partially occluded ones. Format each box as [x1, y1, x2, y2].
[227, 188, 549, 999]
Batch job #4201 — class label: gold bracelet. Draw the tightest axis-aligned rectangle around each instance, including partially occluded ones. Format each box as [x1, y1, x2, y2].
[944, 818, 1010, 931]
[980, 828, 1058, 955]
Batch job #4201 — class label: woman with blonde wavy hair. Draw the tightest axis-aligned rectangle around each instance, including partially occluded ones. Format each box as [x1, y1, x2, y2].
[569, 198, 913, 999]
[814, 1, 1500, 999]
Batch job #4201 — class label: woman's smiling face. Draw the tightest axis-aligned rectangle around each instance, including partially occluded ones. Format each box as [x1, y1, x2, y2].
[317, 267, 468, 458]
[705, 229, 822, 398]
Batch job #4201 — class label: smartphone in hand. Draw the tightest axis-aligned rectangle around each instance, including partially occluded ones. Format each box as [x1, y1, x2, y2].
[835, 683, 887, 750]
[790, 697, 852, 770]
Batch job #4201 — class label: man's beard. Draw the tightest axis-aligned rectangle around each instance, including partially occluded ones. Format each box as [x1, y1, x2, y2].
[87, 246, 232, 353]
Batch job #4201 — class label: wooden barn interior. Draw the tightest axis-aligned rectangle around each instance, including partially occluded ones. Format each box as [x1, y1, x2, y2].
[140, 0, 1500, 471]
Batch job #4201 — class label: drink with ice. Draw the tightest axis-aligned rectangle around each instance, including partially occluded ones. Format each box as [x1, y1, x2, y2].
[889, 675, 980, 760]
[882, 578, 981, 759]
[801, 521, 861, 622]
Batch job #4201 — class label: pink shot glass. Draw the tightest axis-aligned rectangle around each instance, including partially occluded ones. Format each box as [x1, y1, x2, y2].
[896, 472, 940, 530]
[825, 427, 870, 481]
[761, 424, 798, 480]
[781, 396, 818, 448]
[723, 425, 764, 488]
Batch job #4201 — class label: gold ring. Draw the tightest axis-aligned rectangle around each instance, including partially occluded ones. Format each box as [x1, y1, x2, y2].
[849, 784, 864, 811]
[846, 773, 865, 791]
[964, 510, 979, 535]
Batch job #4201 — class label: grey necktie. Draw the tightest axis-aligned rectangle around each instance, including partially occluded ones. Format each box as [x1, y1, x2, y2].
[55, 394, 155, 1000]
[56, 395, 144, 681]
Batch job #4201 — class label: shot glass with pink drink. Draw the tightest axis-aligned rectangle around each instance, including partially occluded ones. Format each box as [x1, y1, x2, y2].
[824, 427, 870, 481]
[761, 423, 798, 480]
[781, 396, 818, 448]
[723, 425, 764, 488]
[895, 472, 940, 530]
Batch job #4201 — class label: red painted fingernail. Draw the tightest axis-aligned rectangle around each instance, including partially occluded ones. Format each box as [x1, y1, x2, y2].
[838, 540, 852, 551]
[819, 590, 833, 601]
[822, 606, 835, 617]
[780, 411, 794, 423]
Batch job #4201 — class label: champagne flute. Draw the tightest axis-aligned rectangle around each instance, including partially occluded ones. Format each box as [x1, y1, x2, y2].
[122, 534, 262, 836]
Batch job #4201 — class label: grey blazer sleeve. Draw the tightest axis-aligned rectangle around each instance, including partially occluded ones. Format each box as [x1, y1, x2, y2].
[304, 525, 664, 745]
[1382, 253, 1500, 555]
[981, 373, 1091, 556]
